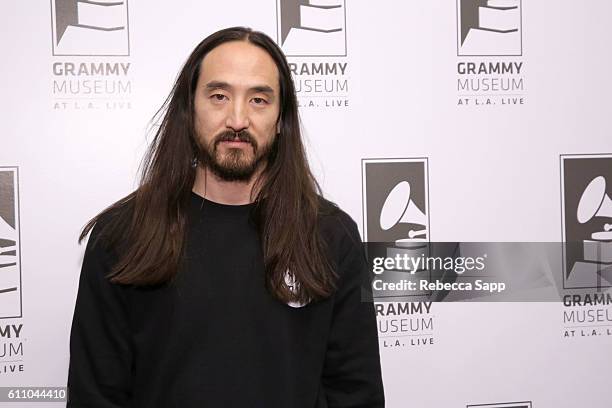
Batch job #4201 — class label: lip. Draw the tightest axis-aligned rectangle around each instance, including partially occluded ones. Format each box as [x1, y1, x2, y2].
[219, 140, 251, 148]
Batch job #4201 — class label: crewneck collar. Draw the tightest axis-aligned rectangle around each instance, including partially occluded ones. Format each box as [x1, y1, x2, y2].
[190, 191, 255, 215]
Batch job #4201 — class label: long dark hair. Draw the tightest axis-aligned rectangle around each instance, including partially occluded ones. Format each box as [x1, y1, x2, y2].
[79, 27, 337, 304]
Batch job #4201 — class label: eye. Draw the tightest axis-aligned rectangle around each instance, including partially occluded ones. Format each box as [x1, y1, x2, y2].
[252, 97, 268, 105]
[211, 93, 227, 102]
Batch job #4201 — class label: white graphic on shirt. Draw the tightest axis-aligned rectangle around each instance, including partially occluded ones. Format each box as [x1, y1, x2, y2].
[284, 269, 310, 308]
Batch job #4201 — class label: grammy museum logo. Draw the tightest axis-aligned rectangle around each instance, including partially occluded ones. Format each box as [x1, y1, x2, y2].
[0, 167, 25, 376]
[560, 154, 612, 340]
[276, 0, 349, 108]
[51, 0, 130, 56]
[561, 154, 612, 290]
[362, 158, 435, 349]
[456, 0, 525, 106]
[50, 0, 132, 110]
[0, 168, 21, 319]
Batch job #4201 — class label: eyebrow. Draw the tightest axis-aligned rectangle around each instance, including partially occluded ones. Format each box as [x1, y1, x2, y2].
[205, 81, 275, 95]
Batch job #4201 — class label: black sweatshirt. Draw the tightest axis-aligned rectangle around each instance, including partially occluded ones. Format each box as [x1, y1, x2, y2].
[67, 192, 385, 407]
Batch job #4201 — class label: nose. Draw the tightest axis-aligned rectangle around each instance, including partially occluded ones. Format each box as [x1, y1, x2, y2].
[225, 100, 250, 132]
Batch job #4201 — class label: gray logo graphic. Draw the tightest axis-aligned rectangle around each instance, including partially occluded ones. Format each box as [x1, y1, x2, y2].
[362, 158, 429, 243]
[362, 158, 431, 298]
[561, 154, 612, 290]
[0, 168, 22, 319]
[467, 402, 532, 408]
[276, 0, 347, 57]
[51, 0, 130, 56]
[457, 0, 522, 56]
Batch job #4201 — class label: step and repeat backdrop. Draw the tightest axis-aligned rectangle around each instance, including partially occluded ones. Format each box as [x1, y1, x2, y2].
[1, 1, 611, 407]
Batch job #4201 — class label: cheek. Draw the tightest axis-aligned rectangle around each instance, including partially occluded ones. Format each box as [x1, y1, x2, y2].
[195, 107, 224, 140]
[253, 110, 280, 138]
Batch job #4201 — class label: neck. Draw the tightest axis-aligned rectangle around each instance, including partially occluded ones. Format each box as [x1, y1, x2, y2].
[192, 165, 263, 205]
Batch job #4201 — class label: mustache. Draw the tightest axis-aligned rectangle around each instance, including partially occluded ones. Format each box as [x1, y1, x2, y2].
[214, 130, 256, 146]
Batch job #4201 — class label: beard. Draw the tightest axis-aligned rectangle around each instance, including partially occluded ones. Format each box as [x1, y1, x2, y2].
[196, 129, 274, 182]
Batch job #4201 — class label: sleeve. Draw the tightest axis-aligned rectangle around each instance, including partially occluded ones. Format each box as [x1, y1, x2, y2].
[67, 223, 133, 407]
[321, 215, 385, 407]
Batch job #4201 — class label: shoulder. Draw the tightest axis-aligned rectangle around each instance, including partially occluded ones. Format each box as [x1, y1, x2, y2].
[316, 197, 370, 297]
[84, 192, 136, 259]
[316, 196, 363, 261]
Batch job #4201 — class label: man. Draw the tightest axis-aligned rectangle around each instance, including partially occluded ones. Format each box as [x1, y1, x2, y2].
[67, 26, 384, 407]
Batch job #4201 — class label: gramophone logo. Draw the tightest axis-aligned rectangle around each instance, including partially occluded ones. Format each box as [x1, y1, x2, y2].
[561, 154, 612, 290]
[276, 0, 347, 57]
[0, 168, 22, 319]
[362, 158, 429, 244]
[362, 158, 430, 298]
[50, 0, 130, 56]
[457, 0, 522, 56]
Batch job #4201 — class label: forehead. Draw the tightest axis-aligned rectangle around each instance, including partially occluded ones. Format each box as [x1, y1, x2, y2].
[198, 40, 279, 90]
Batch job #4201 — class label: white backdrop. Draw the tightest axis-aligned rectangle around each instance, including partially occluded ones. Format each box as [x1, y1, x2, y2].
[1, 1, 611, 407]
